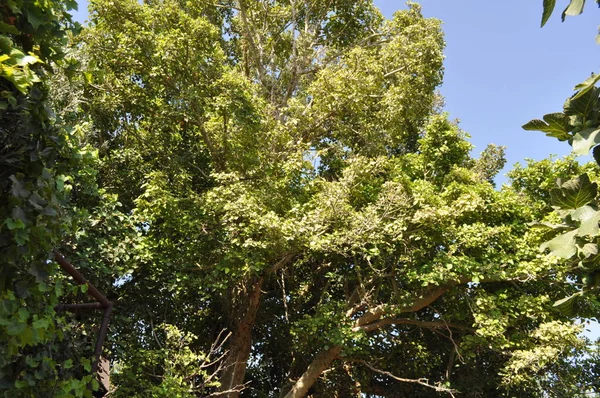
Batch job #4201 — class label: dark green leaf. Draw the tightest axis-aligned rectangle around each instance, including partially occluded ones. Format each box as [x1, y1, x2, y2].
[564, 86, 599, 116]
[593, 145, 600, 166]
[553, 292, 582, 316]
[549, 174, 597, 209]
[542, 0, 557, 26]
[522, 112, 571, 141]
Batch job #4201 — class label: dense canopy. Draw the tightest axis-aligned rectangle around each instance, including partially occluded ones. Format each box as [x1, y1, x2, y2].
[2, 1, 600, 397]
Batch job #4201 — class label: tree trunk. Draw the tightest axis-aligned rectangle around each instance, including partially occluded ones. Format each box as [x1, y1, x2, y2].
[284, 346, 342, 398]
[218, 277, 264, 397]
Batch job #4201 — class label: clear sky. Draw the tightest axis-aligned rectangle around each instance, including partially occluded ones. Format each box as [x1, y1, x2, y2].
[374, 1, 599, 182]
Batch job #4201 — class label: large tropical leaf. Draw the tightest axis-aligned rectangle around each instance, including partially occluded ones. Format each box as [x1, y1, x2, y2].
[549, 174, 597, 209]
[540, 229, 578, 258]
[564, 86, 600, 116]
[572, 128, 600, 155]
[522, 112, 571, 141]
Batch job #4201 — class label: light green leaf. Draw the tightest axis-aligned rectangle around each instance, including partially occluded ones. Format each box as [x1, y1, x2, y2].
[528, 221, 571, 230]
[549, 174, 597, 209]
[540, 229, 578, 258]
[572, 205, 596, 221]
[573, 128, 600, 155]
[562, 0, 586, 21]
[522, 113, 571, 141]
[581, 243, 599, 259]
[578, 210, 600, 236]
[572, 73, 600, 100]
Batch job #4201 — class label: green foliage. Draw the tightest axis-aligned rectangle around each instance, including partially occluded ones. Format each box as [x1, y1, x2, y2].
[111, 324, 219, 397]
[0, 1, 118, 396]
[23, 0, 599, 396]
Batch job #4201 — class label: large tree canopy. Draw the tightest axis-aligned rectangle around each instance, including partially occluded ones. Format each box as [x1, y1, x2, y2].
[3, 0, 600, 397]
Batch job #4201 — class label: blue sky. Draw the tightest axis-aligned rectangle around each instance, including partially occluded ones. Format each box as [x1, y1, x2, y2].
[375, 1, 599, 181]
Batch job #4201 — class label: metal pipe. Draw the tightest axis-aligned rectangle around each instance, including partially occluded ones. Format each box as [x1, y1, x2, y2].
[91, 302, 113, 375]
[52, 250, 111, 308]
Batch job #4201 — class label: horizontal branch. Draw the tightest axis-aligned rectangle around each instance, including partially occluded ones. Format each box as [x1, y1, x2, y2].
[354, 318, 475, 334]
[354, 285, 448, 327]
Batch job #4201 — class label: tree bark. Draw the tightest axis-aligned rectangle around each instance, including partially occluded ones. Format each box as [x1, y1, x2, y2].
[284, 346, 342, 398]
[217, 277, 264, 397]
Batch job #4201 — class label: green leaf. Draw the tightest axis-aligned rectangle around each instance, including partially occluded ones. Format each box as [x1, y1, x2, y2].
[553, 292, 582, 316]
[562, 0, 586, 21]
[0, 21, 19, 34]
[540, 229, 578, 258]
[542, 0, 557, 26]
[522, 113, 571, 141]
[549, 174, 597, 209]
[581, 243, 599, 259]
[577, 210, 600, 236]
[572, 73, 600, 100]
[7, 321, 26, 336]
[528, 221, 571, 230]
[594, 145, 600, 166]
[5, 218, 25, 230]
[573, 128, 600, 155]
[564, 86, 599, 116]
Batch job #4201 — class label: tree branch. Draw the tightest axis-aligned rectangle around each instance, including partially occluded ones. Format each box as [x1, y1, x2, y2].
[357, 360, 458, 395]
[354, 317, 475, 333]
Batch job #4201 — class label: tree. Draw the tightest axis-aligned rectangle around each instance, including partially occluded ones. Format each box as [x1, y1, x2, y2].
[48, 0, 600, 396]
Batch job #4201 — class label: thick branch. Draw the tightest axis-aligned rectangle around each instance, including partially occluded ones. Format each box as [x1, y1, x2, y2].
[354, 285, 448, 327]
[284, 346, 342, 398]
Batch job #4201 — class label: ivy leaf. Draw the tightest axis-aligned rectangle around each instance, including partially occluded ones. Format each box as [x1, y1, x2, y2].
[540, 229, 578, 258]
[9, 175, 31, 198]
[562, 0, 586, 21]
[522, 113, 571, 141]
[573, 128, 600, 155]
[542, 0, 557, 26]
[549, 174, 597, 209]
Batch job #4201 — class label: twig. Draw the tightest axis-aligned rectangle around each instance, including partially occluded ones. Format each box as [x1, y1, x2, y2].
[358, 360, 458, 395]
